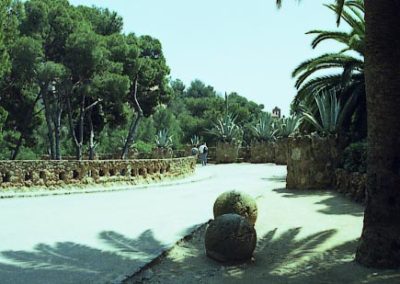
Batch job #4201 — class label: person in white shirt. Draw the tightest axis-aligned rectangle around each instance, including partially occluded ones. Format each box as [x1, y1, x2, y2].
[198, 142, 208, 166]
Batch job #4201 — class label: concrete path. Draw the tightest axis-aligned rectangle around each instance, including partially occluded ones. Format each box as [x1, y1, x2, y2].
[0, 164, 286, 283]
[0, 164, 365, 284]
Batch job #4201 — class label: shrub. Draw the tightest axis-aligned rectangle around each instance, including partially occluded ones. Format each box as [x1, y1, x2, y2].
[134, 141, 153, 154]
[342, 141, 367, 173]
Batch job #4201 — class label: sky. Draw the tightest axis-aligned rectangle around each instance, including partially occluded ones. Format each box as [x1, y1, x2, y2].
[69, 0, 344, 115]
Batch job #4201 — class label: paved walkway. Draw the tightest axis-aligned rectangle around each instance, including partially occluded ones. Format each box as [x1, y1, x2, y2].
[0, 164, 285, 283]
[0, 164, 366, 284]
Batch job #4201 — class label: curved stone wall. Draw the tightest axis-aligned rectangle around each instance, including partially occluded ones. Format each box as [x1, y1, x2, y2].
[0, 157, 196, 189]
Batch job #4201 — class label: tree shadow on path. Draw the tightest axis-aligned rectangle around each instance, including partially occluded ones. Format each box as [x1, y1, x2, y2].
[129, 227, 400, 284]
[0, 229, 167, 284]
[273, 187, 364, 217]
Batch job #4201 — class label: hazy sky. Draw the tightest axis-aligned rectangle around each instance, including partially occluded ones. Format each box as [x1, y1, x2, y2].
[69, 0, 344, 115]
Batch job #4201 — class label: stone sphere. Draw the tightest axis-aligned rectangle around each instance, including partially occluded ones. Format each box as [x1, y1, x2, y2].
[205, 213, 257, 263]
[213, 190, 258, 225]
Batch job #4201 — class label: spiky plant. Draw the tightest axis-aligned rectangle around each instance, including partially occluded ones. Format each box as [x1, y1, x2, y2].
[252, 112, 276, 142]
[301, 90, 352, 135]
[208, 113, 243, 144]
[275, 115, 302, 138]
[155, 129, 173, 149]
[190, 135, 200, 146]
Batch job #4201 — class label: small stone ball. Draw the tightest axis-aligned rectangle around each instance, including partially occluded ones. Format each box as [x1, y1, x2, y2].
[213, 191, 258, 225]
[205, 213, 257, 263]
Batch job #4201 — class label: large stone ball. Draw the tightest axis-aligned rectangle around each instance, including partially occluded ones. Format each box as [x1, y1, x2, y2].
[213, 190, 258, 225]
[205, 213, 257, 263]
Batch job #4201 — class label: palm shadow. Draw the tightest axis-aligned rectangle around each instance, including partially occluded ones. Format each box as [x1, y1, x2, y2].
[273, 188, 364, 217]
[129, 227, 400, 284]
[262, 175, 287, 183]
[0, 229, 167, 284]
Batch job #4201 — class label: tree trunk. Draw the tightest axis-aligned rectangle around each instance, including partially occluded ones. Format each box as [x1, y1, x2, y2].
[88, 109, 95, 160]
[356, 0, 400, 268]
[10, 134, 23, 160]
[76, 94, 85, 161]
[42, 91, 56, 159]
[54, 109, 62, 160]
[67, 96, 81, 161]
[121, 113, 142, 160]
[121, 77, 142, 160]
[10, 93, 41, 160]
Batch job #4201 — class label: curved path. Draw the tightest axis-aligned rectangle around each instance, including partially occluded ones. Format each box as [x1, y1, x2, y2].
[0, 164, 366, 283]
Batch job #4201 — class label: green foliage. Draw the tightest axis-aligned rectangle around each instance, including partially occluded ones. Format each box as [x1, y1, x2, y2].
[0, 1, 268, 160]
[342, 141, 367, 173]
[96, 125, 127, 155]
[186, 79, 216, 98]
[133, 140, 153, 154]
[0, 0, 12, 78]
[208, 113, 243, 145]
[291, 0, 365, 139]
[252, 113, 276, 142]
[77, 6, 123, 36]
[275, 115, 301, 138]
[135, 117, 155, 143]
[301, 90, 345, 135]
[155, 129, 173, 149]
[152, 106, 182, 144]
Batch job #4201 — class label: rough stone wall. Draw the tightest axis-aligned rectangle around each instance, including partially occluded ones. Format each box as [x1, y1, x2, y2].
[250, 142, 275, 163]
[215, 142, 239, 163]
[0, 157, 196, 189]
[286, 135, 341, 190]
[274, 138, 289, 165]
[335, 169, 366, 203]
[151, 148, 173, 159]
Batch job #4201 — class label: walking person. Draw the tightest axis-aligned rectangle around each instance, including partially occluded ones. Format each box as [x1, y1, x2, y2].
[199, 142, 208, 166]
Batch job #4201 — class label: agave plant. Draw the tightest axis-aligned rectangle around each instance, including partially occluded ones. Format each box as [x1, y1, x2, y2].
[301, 90, 350, 135]
[275, 115, 302, 138]
[190, 135, 201, 146]
[155, 129, 173, 149]
[208, 113, 243, 144]
[252, 112, 276, 142]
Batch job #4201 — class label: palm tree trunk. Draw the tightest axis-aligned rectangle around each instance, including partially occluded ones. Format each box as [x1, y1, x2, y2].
[356, 0, 400, 268]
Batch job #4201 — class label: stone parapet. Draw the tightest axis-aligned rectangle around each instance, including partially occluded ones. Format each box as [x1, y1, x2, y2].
[250, 142, 275, 163]
[286, 135, 342, 190]
[0, 157, 196, 189]
[215, 142, 240, 164]
[274, 138, 289, 165]
[335, 169, 366, 203]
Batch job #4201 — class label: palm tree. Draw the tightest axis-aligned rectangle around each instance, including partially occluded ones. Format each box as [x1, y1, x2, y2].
[355, 0, 400, 268]
[292, 1, 365, 136]
[276, 0, 400, 268]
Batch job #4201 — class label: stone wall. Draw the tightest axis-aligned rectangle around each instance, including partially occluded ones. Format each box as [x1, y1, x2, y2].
[215, 142, 239, 163]
[274, 138, 289, 165]
[335, 169, 366, 203]
[0, 157, 196, 189]
[287, 135, 342, 190]
[249, 142, 275, 163]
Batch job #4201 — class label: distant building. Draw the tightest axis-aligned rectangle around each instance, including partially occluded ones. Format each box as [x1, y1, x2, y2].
[272, 106, 281, 118]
